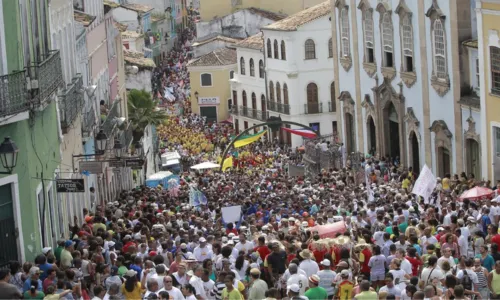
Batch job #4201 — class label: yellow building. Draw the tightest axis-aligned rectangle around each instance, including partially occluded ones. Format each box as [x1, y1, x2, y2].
[478, 1, 500, 183]
[187, 47, 237, 123]
[199, 0, 325, 21]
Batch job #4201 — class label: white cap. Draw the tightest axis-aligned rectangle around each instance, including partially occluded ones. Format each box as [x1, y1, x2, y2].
[288, 283, 300, 293]
[199, 237, 207, 243]
[321, 259, 331, 266]
[42, 247, 52, 255]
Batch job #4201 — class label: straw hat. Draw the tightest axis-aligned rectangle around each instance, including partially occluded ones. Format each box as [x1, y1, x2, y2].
[300, 249, 312, 259]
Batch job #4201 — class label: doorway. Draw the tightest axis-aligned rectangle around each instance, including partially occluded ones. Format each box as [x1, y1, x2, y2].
[384, 102, 400, 159]
[0, 184, 18, 267]
[409, 131, 420, 170]
[345, 113, 355, 153]
[466, 139, 480, 178]
[438, 146, 451, 177]
[200, 106, 217, 123]
[367, 116, 376, 156]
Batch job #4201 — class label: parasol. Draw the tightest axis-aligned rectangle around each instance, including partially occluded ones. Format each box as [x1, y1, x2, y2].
[458, 186, 495, 201]
[190, 161, 220, 170]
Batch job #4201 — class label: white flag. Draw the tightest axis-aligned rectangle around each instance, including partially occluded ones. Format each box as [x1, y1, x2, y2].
[411, 164, 436, 201]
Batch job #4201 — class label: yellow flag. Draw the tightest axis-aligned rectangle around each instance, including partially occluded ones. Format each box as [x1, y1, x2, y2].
[222, 156, 233, 172]
[234, 130, 267, 148]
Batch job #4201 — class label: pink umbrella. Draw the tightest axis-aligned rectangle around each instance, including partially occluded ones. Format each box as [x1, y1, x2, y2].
[458, 186, 495, 201]
[307, 221, 346, 238]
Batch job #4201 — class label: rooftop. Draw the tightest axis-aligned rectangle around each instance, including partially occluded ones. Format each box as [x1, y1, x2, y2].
[114, 21, 128, 32]
[123, 50, 156, 69]
[463, 39, 478, 49]
[74, 10, 96, 27]
[245, 7, 287, 21]
[234, 32, 263, 50]
[121, 3, 154, 14]
[187, 47, 237, 67]
[121, 30, 143, 39]
[103, 0, 119, 8]
[262, 1, 331, 31]
[192, 35, 241, 47]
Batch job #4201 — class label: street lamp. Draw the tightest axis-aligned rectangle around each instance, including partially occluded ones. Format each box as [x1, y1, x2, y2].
[194, 91, 199, 99]
[95, 130, 108, 154]
[114, 140, 123, 159]
[134, 141, 143, 157]
[0, 137, 19, 174]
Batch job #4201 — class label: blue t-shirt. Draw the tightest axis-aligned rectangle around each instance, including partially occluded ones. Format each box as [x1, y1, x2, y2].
[476, 254, 495, 271]
[129, 264, 143, 280]
[482, 215, 492, 233]
[39, 263, 52, 281]
[23, 278, 42, 293]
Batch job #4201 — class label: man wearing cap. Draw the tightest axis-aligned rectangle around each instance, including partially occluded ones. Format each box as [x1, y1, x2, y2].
[287, 263, 308, 296]
[248, 268, 268, 300]
[299, 249, 319, 278]
[317, 259, 336, 298]
[60, 240, 74, 270]
[335, 270, 354, 300]
[194, 237, 213, 262]
[287, 283, 308, 300]
[305, 274, 328, 300]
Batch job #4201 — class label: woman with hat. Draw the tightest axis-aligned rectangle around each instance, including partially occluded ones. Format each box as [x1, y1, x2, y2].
[121, 269, 143, 299]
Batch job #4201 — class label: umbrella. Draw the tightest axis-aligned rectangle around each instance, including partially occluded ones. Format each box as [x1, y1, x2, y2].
[458, 186, 495, 201]
[190, 161, 220, 170]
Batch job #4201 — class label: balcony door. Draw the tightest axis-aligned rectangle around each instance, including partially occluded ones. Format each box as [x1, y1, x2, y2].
[307, 83, 319, 114]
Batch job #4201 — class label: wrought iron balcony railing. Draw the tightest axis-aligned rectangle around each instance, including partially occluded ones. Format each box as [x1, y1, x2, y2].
[59, 74, 84, 133]
[239, 105, 269, 121]
[101, 100, 121, 136]
[229, 106, 238, 115]
[304, 102, 323, 114]
[328, 101, 337, 113]
[82, 105, 96, 137]
[29, 50, 64, 104]
[0, 70, 29, 118]
[266, 100, 290, 115]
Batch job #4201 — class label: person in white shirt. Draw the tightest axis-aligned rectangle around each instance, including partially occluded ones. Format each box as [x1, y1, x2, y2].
[316, 259, 336, 297]
[173, 263, 189, 287]
[420, 256, 445, 286]
[298, 250, 319, 278]
[456, 229, 469, 258]
[193, 237, 213, 262]
[91, 285, 106, 300]
[103, 283, 121, 300]
[286, 264, 308, 295]
[189, 266, 207, 299]
[158, 276, 185, 300]
[144, 277, 161, 298]
[437, 248, 456, 270]
[455, 258, 480, 297]
[234, 234, 254, 255]
[420, 228, 438, 254]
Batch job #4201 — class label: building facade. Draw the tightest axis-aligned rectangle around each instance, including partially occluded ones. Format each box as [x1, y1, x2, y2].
[331, 0, 472, 177]
[477, 0, 500, 183]
[261, 2, 336, 147]
[188, 48, 237, 123]
[0, 0, 64, 263]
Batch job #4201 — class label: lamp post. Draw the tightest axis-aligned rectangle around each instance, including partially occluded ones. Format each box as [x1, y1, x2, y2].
[95, 130, 108, 155]
[114, 140, 123, 159]
[134, 141, 143, 157]
[194, 91, 199, 99]
[0, 137, 19, 174]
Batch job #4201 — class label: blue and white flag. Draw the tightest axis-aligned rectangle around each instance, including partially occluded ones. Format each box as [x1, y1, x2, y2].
[189, 185, 207, 207]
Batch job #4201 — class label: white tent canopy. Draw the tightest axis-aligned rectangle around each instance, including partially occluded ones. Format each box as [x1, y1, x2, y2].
[190, 161, 220, 170]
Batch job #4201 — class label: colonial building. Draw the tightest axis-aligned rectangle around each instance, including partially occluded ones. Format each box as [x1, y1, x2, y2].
[188, 47, 237, 123]
[261, 1, 336, 146]
[477, 0, 500, 182]
[331, 0, 472, 177]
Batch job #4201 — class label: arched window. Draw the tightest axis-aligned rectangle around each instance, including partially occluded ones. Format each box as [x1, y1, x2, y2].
[401, 16, 413, 71]
[200, 73, 212, 86]
[433, 19, 446, 79]
[261, 94, 266, 112]
[242, 90, 247, 106]
[266, 39, 272, 58]
[305, 39, 316, 59]
[281, 41, 286, 60]
[269, 81, 274, 101]
[382, 13, 394, 67]
[306, 83, 319, 114]
[259, 60, 264, 78]
[273, 40, 279, 59]
[276, 82, 281, 104]
[229, 70, 234, 79]
[240, 57, 245, 75]
[283, 83, 289, 107]
[249, 58, 255, 77]
[340, 8, 350, 57]
[364, 10, 374, 63]
[328, 38, 333, 58]
[330, 82, 336, 112]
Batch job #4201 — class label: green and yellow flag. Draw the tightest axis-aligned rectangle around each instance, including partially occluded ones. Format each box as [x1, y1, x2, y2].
[234, 130, 267, 148]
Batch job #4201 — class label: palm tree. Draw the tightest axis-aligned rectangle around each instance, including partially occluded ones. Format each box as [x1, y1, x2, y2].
[128, 89, 167, 141]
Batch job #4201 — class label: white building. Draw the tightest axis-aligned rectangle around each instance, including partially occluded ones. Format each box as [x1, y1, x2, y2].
[330, 0, 472, 177]
[192, 34, 240, 58]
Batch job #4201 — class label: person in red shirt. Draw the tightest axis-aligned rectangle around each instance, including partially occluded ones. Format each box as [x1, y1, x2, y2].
[122, 235, 137, 254]
[254, 236, 271, 261]
[491, 225, 500, 249]
[356, 241, 372, 279]
[405, 247, 423, 276]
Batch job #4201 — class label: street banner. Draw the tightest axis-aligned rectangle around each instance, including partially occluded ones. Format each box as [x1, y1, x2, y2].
[222, 205, 242, 223]
[411, 164, 436, 201]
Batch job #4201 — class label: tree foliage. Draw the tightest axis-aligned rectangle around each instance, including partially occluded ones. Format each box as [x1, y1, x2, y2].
[127, 89, 167, 134]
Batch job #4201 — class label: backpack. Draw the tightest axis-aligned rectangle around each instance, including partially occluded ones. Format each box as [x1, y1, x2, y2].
[461, 270, 472, 291]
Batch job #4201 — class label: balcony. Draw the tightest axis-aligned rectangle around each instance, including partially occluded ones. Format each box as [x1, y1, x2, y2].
[101, 100, 121, 136]
[0, 70, 29, 118]
[328, 101, 337, 113]
[82, 105, 96, 138]
[59, 74, 84, 133]
[239, 106, 269, 121]
[266, 101, 290, 115]
[29, 50, 64, 105]
[304, 102, 323, 114]
[229, 106, 239, 115]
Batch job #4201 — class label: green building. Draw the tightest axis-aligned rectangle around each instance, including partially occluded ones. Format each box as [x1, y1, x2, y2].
[0, 0, 64, 265]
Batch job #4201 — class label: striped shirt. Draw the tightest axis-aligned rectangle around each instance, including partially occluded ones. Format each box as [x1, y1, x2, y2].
[211, 281, 226, 300]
